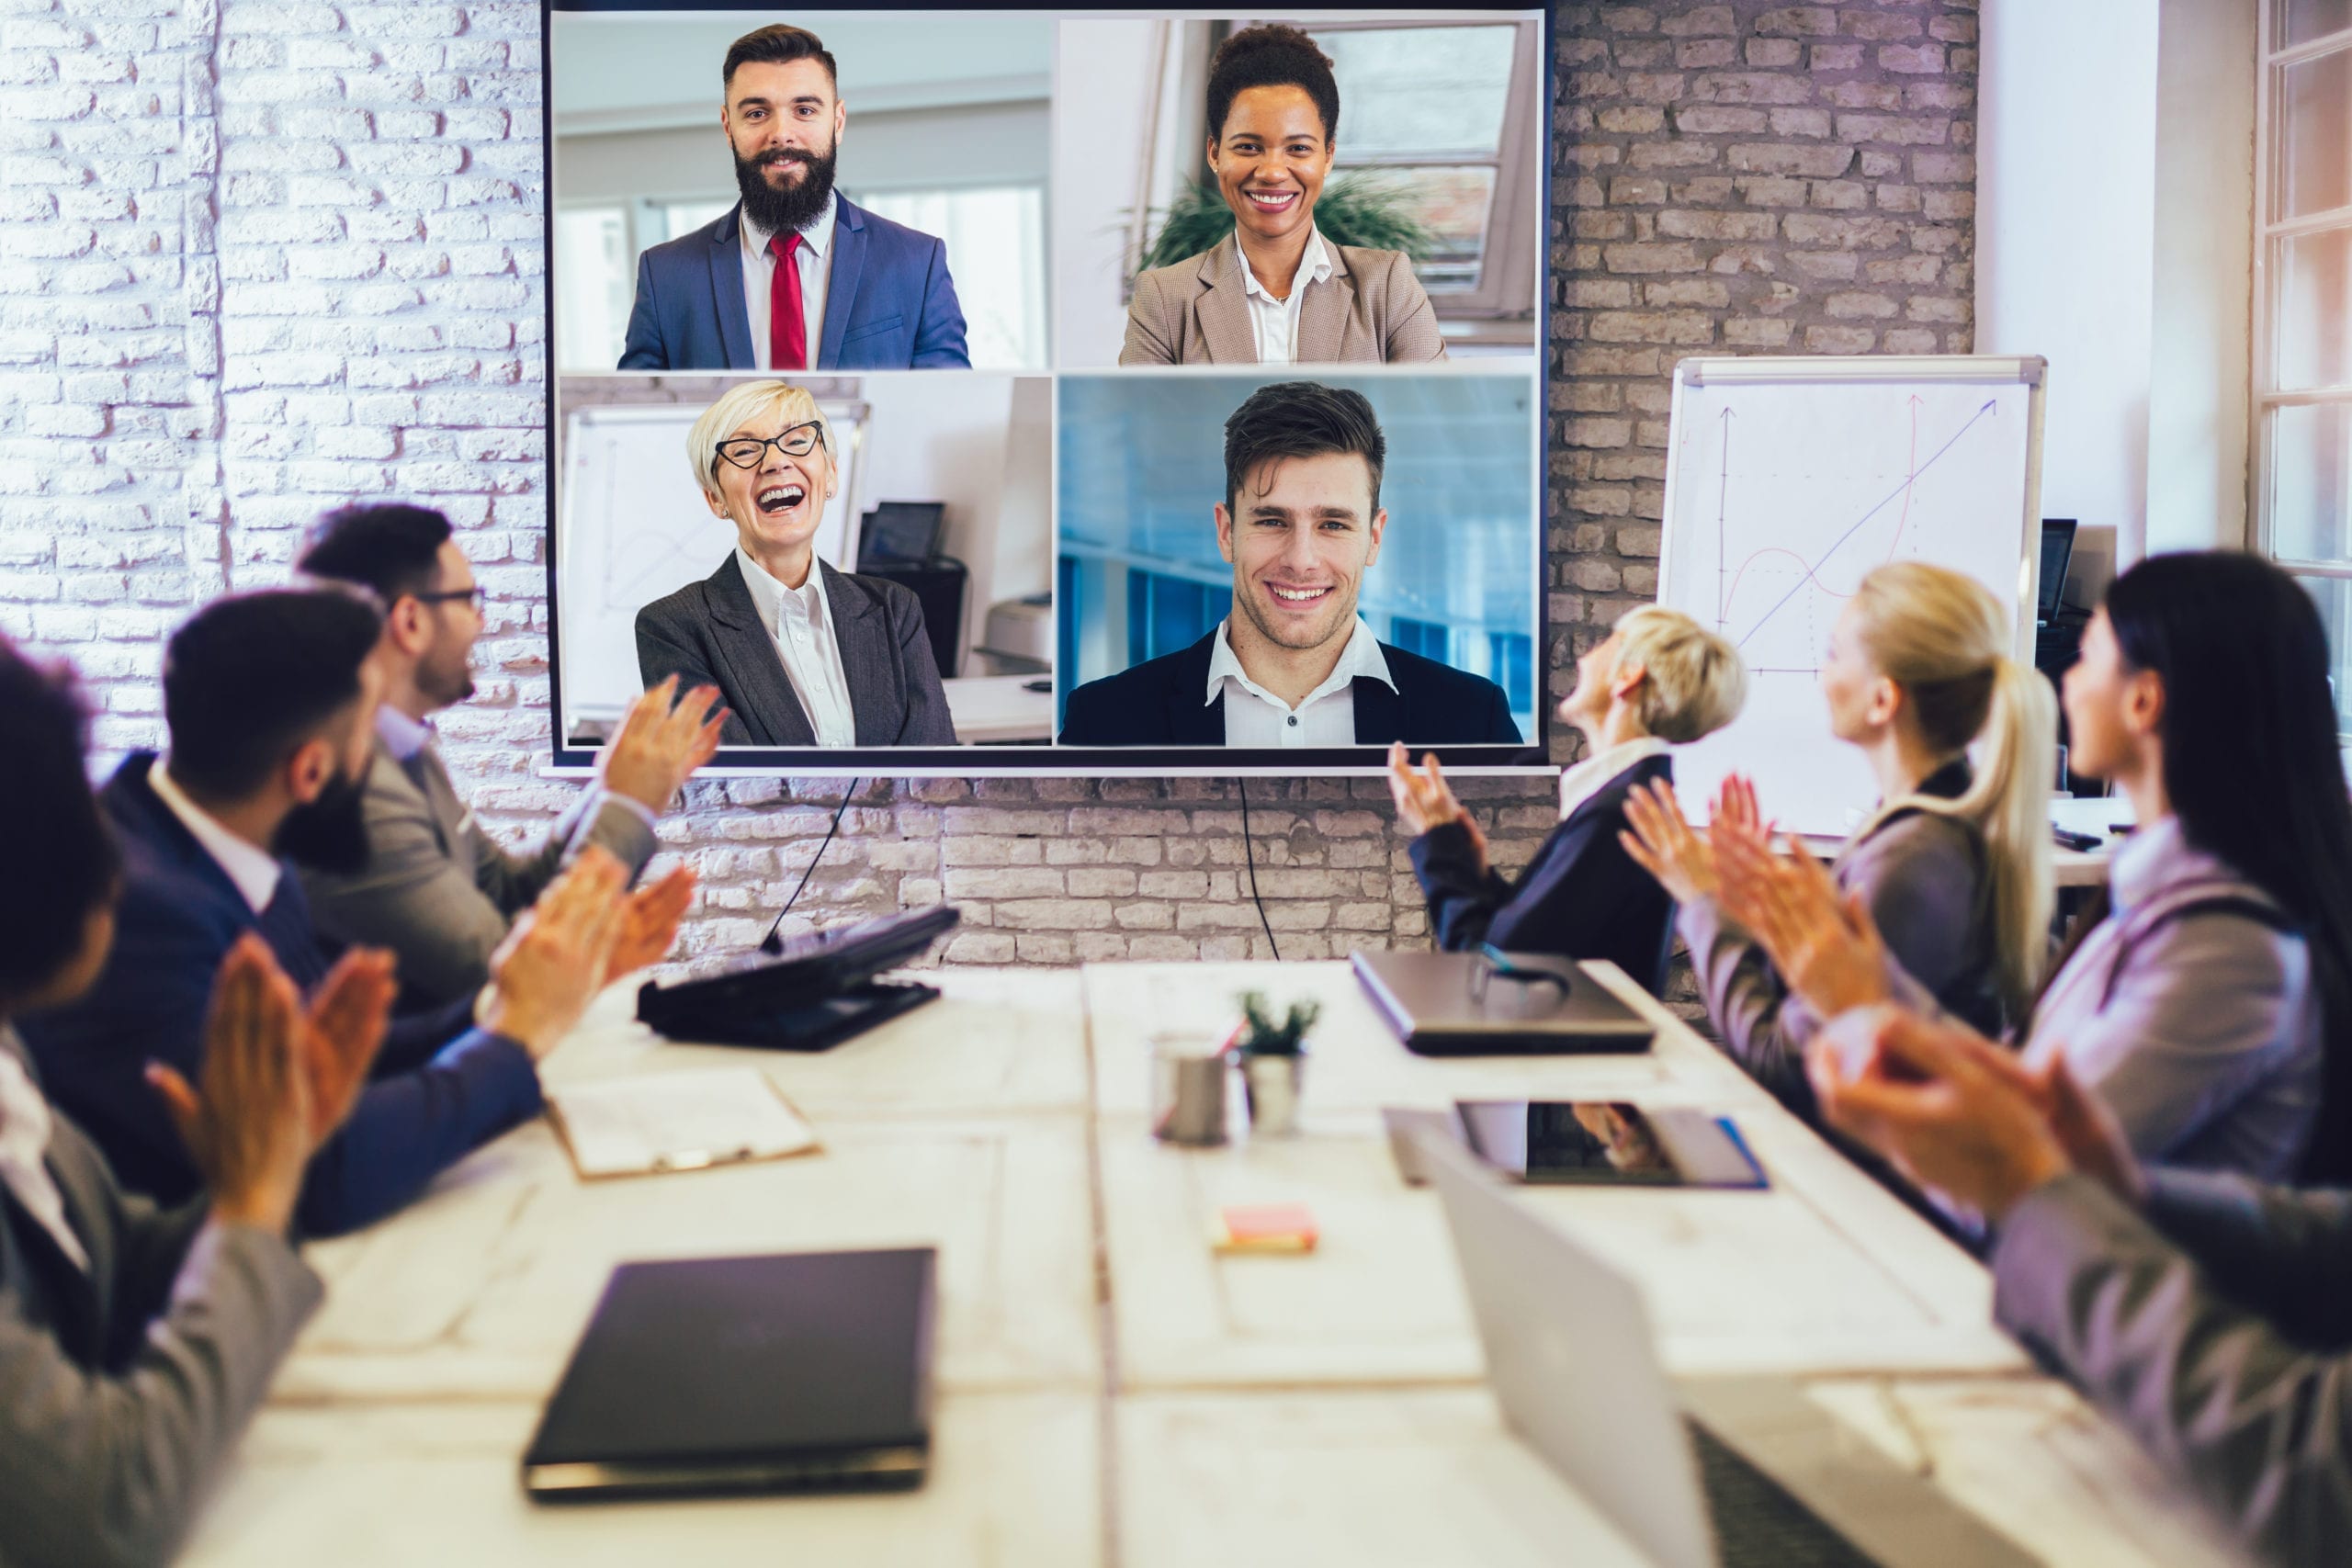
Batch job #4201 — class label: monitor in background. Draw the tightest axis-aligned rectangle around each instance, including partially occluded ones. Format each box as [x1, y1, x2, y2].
[858, 502, 947, 571]
[2037, 518, 2077, 626]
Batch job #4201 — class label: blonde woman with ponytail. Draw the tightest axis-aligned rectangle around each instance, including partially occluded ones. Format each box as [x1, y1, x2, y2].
[1623, 561, 2054, 1113]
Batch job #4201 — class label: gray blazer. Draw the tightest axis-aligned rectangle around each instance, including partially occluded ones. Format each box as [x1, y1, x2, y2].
[300, 737, 660, 1010]
[1119, 232, 1449, 366]
[1681, 791, 2004, 1114]
[1993, 1168, 2352, 1565]
[0, 1028, 321, 1568]
[635, 556, 956, 749]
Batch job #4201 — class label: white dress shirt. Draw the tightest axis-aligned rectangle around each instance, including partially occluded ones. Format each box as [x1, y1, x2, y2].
[149, 757, 282, 913]
[1556, 736, 1672, 821]
[1238, 228, 1333, 366]
[1205, 615, 1394, 747]
[0, 1029, 87, 1272]
[741, 190, 836, 373]
[734, 547, 858, 747]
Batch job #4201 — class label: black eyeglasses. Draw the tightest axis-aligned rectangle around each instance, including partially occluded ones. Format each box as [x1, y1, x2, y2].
[715, 422, 823, 469]
[413, 586, 486, 611]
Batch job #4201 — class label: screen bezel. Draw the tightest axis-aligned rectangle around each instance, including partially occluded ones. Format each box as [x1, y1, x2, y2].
[539, 0, 1556, 777]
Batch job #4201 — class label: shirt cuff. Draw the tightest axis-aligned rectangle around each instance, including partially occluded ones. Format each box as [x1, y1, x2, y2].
[596, 788, 661, 830]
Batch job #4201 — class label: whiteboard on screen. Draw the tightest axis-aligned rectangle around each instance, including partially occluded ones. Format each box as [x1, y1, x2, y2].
[554, 400, 868, 740]
[1656, 355, 2046, 838]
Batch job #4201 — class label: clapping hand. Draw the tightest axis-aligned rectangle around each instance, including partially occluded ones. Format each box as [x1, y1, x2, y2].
[1618, 778, 1717, 903]
[600, 675, 728, 815]
[1713, 829, 1893, 1016]
[602, 863, 698, 985]
[482, 847, 633, 1061]
[1386, 743, 1487, 865]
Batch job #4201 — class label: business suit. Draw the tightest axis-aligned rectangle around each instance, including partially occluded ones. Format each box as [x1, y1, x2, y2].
[17, 754, 547, 1238]
[0, 1031, 320, 1568]
[617, 198, 969, 371]
[300, 734, 658, 1010]
[1993, 1168, 2352, 1565]
[1119, 231, 1448, 366]
[1057, 628, 1521, 747]
[636, 555, 956, 748]
[1409, 751, 1679, 995]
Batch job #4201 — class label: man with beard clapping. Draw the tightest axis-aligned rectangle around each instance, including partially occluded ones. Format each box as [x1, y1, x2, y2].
[616, 23, 971, 371]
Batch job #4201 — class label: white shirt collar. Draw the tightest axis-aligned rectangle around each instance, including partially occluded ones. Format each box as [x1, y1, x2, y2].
[741, 189, 837, 263]
[376, 704, 435, 763]
[734, 546, 831, 641]
[1204, 614, 1394, 710]
[1557, 736, 1672, 821]
[0, 1028, 87, 1272]
[148, 756, 284, 914]
[1238, 228, 1332, 304]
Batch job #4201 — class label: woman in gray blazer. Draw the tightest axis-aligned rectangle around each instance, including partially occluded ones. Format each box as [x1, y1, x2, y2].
[635, 380, 956, 748]
[1624, 562, 2056, 1116]
[1118, 26, 1446, 367]
[1726, 552, 2352, 1188]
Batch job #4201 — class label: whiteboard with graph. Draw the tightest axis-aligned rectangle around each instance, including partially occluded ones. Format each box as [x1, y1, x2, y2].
[1656, 355, 2047, 837]
[554, 400, 868, 740]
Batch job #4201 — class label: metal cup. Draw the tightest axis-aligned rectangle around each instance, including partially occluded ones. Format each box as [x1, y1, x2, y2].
[1148, 1032, 1229, 1146]
[1239, 1051, 1306, 1137]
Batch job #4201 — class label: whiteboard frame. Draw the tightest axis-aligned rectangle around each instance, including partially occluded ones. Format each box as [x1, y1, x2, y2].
[1657, 354, 2052, 671]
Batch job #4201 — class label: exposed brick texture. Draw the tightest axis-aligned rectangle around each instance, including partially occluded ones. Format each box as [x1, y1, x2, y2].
[0, 1, 1974, 983]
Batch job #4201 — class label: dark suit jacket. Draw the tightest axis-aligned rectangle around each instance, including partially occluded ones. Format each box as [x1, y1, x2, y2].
[635, 555, 957, 748]
[16, 754, 546, 1238]
[616, 197, 970, 371]
[1409, 751, 1679, 994]
[1057, 629, 1522, 747]
[0, 1028, 322, 1568]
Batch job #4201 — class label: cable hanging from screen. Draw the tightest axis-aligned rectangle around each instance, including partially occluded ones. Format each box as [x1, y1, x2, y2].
[1236, 776, 1280, 963]
[760, 779, 862, 954]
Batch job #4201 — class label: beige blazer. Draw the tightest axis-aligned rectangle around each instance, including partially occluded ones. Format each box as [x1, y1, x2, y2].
[1119, 232, 1449, 366]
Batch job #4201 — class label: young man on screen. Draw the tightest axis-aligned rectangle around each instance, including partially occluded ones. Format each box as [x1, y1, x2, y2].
[616, 24, 970, 371]
[1057, 380, 1522, 747]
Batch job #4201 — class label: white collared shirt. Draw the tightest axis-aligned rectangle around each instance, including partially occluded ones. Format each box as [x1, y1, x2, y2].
[1557, 736, 1671, 822]
[740, 190, 836, 372]
[1205, 615, 1394, 748]
[734, 547, 857, 747]
[1238, 228, 1333, 366]
[149, 757, 282, 913]
[0, 1029, 87, 1272]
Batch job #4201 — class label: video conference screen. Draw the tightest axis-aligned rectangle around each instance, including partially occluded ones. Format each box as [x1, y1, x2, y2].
[544, 2, 1551, 773]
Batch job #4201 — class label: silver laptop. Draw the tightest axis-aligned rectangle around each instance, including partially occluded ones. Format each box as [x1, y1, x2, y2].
[1351, 949, 1656, 1055]
[1418, 1130, 2040, 1568]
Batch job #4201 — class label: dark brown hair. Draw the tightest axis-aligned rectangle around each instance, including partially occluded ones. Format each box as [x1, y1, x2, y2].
[724, 24, 836, 93]
[1222, 380, 1385, 516]
[0, 638, 119, 1000]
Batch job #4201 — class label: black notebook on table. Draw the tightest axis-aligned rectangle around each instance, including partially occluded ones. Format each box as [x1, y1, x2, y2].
[523, 1247, 937, 1502]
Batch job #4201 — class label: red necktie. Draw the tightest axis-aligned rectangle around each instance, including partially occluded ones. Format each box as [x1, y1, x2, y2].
[768, 231, 806, 372]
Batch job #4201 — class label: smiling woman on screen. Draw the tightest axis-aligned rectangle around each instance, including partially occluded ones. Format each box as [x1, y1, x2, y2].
[633, 380, 956, 747]
[1119, 25, 1448, 367]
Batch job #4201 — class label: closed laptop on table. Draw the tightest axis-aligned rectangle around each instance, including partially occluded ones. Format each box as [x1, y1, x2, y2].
[524, 1247, 936, 1501]
[1352, 948, 1656, 1055]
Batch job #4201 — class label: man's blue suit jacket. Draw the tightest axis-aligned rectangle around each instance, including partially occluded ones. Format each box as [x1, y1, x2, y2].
[617, 197, 970, 370]
[17, 754, 547, 1238]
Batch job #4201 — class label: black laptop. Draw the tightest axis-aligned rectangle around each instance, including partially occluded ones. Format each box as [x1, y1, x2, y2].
[523, 1247, 937, 1502]
[1351, 949, 1657, 1055]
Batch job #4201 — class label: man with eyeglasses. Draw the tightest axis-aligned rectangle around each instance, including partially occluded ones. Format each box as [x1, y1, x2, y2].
[634, 380, 956, 748]
[296, 503, 726, 1009]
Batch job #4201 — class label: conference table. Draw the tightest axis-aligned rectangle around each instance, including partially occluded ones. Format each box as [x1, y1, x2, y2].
[183, 961, 2248, 1567]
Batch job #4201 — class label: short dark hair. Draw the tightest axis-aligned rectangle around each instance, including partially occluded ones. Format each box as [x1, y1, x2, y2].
[0, 638, 119, 1000]
[724, 24, 837, 94]
[298, 502, 454, 604]
[163, 589, 384, 800]
[1222, 380, 1385, 517]
[1206, 24, 1339, 143]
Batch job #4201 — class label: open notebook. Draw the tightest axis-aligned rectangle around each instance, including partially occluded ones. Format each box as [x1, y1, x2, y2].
[547, 1068, 820, 1179]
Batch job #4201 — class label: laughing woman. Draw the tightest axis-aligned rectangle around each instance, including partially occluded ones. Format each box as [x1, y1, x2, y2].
[635, 380, 956, 747]
[1119, 25, 1447, 367]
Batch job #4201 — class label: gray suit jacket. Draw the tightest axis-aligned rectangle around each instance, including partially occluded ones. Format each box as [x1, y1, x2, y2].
[634, 555, 956, 748]
[1119, 232, 1449, 366]
[0, 1028, 321, 1568]
[1994, 1168, 2352, 1565]
[300, 737, 659, 1010]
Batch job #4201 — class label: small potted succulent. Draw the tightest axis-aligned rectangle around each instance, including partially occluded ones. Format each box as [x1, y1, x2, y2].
[1227, 991, 1320, 1137]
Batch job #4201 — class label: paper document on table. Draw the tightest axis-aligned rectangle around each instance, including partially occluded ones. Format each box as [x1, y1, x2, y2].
[548, 1068, 820, 1179]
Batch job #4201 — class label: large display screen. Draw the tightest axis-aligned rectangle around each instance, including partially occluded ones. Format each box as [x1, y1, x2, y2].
[545, 2, 1551, 773]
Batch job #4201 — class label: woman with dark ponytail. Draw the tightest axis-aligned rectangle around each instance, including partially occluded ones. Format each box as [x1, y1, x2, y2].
[1120, 24, 1447, 366]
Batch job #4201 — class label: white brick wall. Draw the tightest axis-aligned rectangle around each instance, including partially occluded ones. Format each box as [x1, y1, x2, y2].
[0, 2, 1972, 985]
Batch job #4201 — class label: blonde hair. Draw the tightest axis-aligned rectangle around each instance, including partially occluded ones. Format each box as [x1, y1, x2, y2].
[1610, 604, 1748, 744]
[1846, 561, 2055, 1017]
[684, 380, 832, 502]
